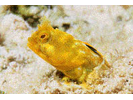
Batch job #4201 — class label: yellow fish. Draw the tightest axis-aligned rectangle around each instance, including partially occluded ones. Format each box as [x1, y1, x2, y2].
[27, 17, 110, 84]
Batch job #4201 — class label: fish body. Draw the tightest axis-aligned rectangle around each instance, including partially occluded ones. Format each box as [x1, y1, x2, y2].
[27, 17, 110, 83]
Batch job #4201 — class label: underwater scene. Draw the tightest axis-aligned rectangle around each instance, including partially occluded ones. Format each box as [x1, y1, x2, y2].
[0, 5, 133, 94]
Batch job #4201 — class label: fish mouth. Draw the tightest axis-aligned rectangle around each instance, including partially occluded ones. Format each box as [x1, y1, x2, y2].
[27, 36, 49, 63]
[27, 41, 36, 53]
[27, 37, 34, 50]
[28, 36, 36, 45]
[27, 37, 40, 53]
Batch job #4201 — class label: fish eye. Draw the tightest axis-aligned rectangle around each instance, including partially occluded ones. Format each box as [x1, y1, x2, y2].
[39, 32, 50, 42]
[40, 35, 46, 39]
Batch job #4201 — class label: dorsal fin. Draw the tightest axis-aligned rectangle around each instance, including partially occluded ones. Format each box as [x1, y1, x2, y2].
[83, 42, 102, 57]
[38, 16, 54, 31]
[85, 44, 98, 54]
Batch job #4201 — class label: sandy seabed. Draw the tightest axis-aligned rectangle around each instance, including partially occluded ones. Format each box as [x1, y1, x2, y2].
[0, 5, 133, 94]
